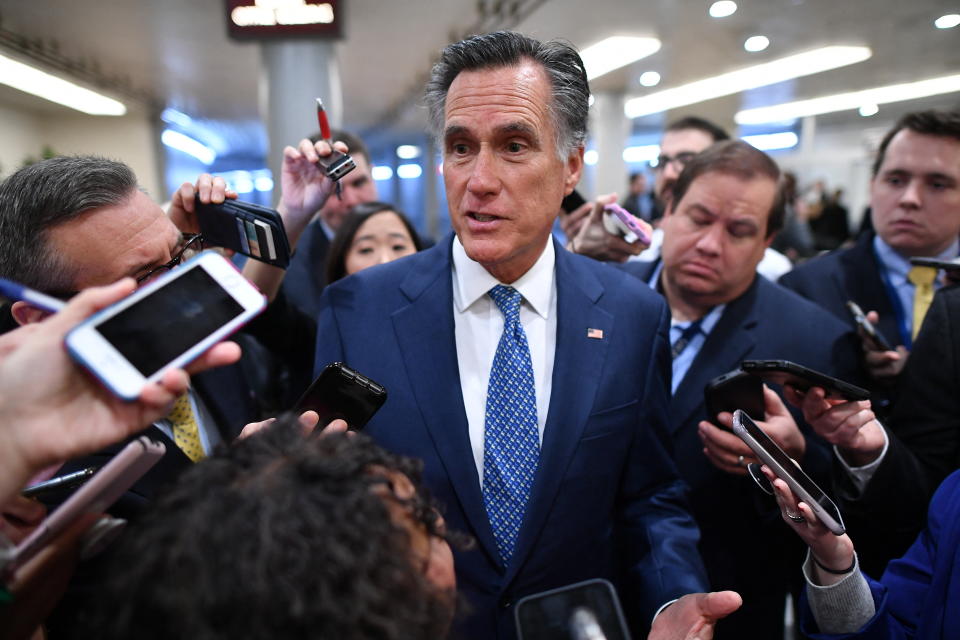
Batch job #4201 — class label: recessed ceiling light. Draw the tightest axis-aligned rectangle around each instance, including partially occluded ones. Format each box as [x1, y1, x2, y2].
[858, 104, 879, 117]
[709, 1, 738, 18]
[639, 71, 661, 87]
[744, 36, 770, 52]
[580, 36, 661, 80]
[735, 73, 960, 124]
[624, 45, 871, 118]
[372, 166, 393, 181]
[396, 145, 421, 159]
[935, 14, 960, 29]
[0, 53, 126, 116]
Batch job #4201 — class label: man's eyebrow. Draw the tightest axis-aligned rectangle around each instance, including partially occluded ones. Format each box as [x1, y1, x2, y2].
[496, 122, 537, 137]
[443, 125, 470, 141]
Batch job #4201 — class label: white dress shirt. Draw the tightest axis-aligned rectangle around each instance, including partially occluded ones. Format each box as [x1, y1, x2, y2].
[452, 237, 557, 483]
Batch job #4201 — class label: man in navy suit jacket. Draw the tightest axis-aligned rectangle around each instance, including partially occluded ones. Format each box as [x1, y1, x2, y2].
[317, 31, 739, 640]
[621, 140, 862, 639]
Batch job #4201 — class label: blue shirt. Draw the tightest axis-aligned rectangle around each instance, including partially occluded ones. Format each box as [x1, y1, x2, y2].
[648, 261, 727, 393]
[873, 235, 958, 338]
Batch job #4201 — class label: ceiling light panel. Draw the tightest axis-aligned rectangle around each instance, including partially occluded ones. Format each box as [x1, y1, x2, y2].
[624, 46, 872, 119]
[0, 53, 126, 116]
[580, 36, 661, 81]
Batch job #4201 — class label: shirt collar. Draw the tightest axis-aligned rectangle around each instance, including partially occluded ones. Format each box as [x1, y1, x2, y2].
[452, 236, 555, 319]
[874, 234, 960, 282]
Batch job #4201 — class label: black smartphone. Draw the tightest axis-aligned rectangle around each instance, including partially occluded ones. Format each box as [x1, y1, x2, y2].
[21, 466, 99, 499]
[909, 256, 960, 273]
[704, 369, 764, 422]
[294, 362, 387, 430]
[732, 410, 846, 535]
[741, 359, 870, 401]
[194, 196, 292, 268]
[561, 189, 587, 214]
[514, 579, 630, 640]
[845, 300, 893, 352]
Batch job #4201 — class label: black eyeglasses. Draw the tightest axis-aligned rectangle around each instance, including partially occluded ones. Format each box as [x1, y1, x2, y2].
[653, 151, 697, 172]
[135, 233, 204, 284]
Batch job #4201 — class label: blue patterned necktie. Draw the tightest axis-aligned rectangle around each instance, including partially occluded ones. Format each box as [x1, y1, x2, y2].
[482, 285, 540, 565]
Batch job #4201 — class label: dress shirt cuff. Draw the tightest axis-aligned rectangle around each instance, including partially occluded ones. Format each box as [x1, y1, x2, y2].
[802, 549, 874, 634]
[835, 422, 889, 496]
[652, 598, 678, 625]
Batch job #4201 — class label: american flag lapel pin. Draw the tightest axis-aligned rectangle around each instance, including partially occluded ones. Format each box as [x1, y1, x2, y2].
[587, 327, 604, 339]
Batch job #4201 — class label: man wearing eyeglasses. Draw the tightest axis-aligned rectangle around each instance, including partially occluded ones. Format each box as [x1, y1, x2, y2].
[0, 155, 268, 636]
[0, 156, 260, 491]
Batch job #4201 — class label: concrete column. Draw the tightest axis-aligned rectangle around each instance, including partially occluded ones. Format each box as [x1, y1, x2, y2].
[590, 91, 630, 198]
[260, 40, 341, 194]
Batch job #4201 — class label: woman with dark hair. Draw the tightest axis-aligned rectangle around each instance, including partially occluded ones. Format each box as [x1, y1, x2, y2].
[325, 202, 423, 284]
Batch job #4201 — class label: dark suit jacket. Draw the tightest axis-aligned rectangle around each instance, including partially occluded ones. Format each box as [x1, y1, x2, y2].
[316, 236, 707, 640]
[280, 219, 331, 320]
[623, 260, 862, 639]
[779, 232, 901, 414]
[837, 285, 960, 577]
[779, 232, 899, 349]
[803, 470, 960, 639]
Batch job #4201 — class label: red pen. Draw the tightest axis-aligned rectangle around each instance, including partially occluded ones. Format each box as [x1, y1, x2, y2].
[312, 98, 356, 189]
[315, 98, 332, 141]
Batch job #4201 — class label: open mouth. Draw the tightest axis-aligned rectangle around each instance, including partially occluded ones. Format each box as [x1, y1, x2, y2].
[468, 212, 500, 223]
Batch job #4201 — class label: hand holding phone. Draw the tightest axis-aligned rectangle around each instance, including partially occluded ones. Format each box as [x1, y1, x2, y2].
[741, 360, 870, 401]
[732, 410, 845, 535]
[845, 300, 893, 352]
[295, 362, 387, 431]
[602, 202, 652, 245]
[2, 436, 165, 581]
[66, 251, 266, 400]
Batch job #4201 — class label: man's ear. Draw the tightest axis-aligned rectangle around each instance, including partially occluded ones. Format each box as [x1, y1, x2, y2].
[10, 301, 52, 326]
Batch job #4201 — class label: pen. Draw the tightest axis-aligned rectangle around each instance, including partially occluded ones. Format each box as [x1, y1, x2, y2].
[0, 278, 66, 313]
[316, 98, 332, 141]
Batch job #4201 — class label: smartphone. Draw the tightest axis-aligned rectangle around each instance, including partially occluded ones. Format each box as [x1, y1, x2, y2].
[704, 369, 764, 422]
[909, 256, 960, 273]
[21, 467, 99, 499]
[602, 202, 651, 245]
[294, 362, 387, 430]
[195, 196, 292, 268]
[66, 251, 267, 400]
[514, 578, 630, 640]
[741, 359, 870, 401]
[561, 189, 587, 214]
[845, 300, 893, 352]
[732, 410, 846, 535]
[2, 436, 165, 581]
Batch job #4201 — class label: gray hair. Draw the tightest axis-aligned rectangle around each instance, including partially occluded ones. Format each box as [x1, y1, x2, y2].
[424, 31, 590, 159]
[0, 156, 138, 293]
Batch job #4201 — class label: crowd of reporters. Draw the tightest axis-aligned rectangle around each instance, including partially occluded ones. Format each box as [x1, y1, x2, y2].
[1, 28, 959, 640]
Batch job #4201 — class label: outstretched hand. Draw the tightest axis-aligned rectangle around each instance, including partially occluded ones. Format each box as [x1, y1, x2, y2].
[0, 279, 240, 500]
[648, 591, 742, 640]
[570, 193, 651, 262]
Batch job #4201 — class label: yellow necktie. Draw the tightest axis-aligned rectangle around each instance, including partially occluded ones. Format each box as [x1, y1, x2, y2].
[908, 265, 937, 340]
[169, 394, 205, 463]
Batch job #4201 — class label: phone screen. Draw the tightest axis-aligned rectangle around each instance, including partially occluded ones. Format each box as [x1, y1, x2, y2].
[735, 412, 843, 525]
[97, 267, 244, 377]
[515, 580, 629, 640]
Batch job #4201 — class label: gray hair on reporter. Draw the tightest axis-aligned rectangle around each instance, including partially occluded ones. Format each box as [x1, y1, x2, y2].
[0, 156, 138, 293]
[424, 31, 589, 159]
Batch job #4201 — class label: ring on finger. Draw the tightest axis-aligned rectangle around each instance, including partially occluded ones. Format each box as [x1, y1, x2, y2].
[786, 512, 805, 523]
[737, 454, 745, 467]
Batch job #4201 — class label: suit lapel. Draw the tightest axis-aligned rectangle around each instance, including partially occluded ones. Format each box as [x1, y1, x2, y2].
[670, 278, 761, 431]
[840, 232, 900, 344]
[505, 245, 611, 585]
[390, 238, 501, 563]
